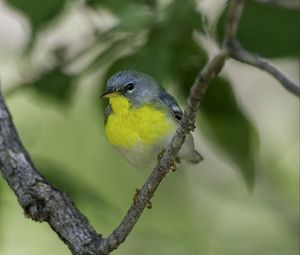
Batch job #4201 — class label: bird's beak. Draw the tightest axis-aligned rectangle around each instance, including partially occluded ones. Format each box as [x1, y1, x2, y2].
[100, 89, 119, 98]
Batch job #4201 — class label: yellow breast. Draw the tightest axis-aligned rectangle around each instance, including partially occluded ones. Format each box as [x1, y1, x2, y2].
[105, 95, 175, 147]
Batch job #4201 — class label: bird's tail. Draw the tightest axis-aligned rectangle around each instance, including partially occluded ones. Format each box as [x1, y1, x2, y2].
[186, 149, 203, 164]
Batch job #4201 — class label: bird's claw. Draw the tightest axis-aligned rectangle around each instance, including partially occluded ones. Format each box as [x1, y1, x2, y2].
[146, 201, 152, 209]
[188, 122, 196, 131]
[133, 188, 140, 205]
[175, 157, 181, 164]
[157, 149, 166, 161]
[170, 161, 177, 172]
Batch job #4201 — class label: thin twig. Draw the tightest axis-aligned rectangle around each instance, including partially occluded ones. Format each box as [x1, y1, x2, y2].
[229, 43, 300, 96]
[0, 92, 104, 255]
[224, 0, 245, 44]
[224, 0, 300, 97]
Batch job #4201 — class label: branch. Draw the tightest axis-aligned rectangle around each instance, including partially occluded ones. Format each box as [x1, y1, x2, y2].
[224, 0, 245, 43]
[224, 0, 300, 97]
[0, 92, 103, 254]
[228, 43, 300, 96]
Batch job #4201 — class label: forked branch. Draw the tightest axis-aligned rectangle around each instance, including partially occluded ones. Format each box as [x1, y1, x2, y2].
[0, 0, 298, 254]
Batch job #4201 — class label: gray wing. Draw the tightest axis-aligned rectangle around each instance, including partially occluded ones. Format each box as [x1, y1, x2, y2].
[104, 105, 112, 124]
[158, 90, 183, 122]
[158, 90, 203, 163]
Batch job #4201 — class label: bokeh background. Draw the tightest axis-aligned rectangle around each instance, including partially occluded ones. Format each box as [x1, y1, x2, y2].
[0, 0, 299, 254]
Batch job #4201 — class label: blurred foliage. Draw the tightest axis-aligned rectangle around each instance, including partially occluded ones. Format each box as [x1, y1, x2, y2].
[4, 0, 276, 190]
[87, 0, 153, 32]
[31, 68, 76, 104]
[199, 78, 259, 190]
[105, 0, 207, 88]
[217, 0, 300, 58]
[179, 76, 258, 189]
[0, 0, 299, 254]
[87, 0, 144, 14]
[7, 0, 67, 41]
[34, 158, 111, 207]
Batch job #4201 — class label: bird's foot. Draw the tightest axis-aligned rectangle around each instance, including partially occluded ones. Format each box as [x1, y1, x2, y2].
[158, 149, 180, 172]
[133, 188, 140, 205]
[170, 161, 177, 172]
[146, 201, 152, 209]
[189, 123, 196, 131]
[146, 184, 153, 209]
[186, 118, 196, 131]
[157, 149, 166, 162]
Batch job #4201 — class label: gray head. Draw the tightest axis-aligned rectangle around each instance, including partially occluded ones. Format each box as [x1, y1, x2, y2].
[102, 70, 161, 106]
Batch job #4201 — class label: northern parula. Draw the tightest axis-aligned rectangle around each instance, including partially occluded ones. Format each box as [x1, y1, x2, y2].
[102, 70, 203, 169]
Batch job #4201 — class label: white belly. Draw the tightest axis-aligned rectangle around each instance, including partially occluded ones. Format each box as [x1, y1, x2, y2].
[114, 132, 200, 169]
[115, 135, 171, 169]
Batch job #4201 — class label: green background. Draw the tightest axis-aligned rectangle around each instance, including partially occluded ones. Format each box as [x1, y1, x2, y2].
[0, 0, 299, 254]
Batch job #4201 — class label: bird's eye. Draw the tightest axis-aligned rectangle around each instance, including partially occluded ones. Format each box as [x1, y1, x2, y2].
[126, 82, 135, 92]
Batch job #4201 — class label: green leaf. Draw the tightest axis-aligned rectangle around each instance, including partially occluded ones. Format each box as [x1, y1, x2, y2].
[86, 0, 141, 13]
[103, 0, 207, 88]
[199, 78, 259, 190]
[217, 1, 300, 58]
[115, 4, 153, 32]
[84, 39, 130, 75]
[7, 0, 66, 33]
[31, 68, 75, 104]
[87, 0, 153, 32]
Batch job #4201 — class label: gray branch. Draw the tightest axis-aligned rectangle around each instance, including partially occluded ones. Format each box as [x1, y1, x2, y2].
[228, 43, 300, 96]
[224, 0, 300, 97]
[0, 94, 104, 255]
[224, 0, 245, 43]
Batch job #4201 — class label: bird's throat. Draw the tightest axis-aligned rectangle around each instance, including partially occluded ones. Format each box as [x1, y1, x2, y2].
[109, 95, 131, 115]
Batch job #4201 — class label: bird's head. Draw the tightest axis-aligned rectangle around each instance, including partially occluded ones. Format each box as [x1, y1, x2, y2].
[101, 70, 160, 107]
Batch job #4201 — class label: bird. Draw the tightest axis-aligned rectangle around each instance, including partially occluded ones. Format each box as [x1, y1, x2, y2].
[101, 70, 203, 170]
